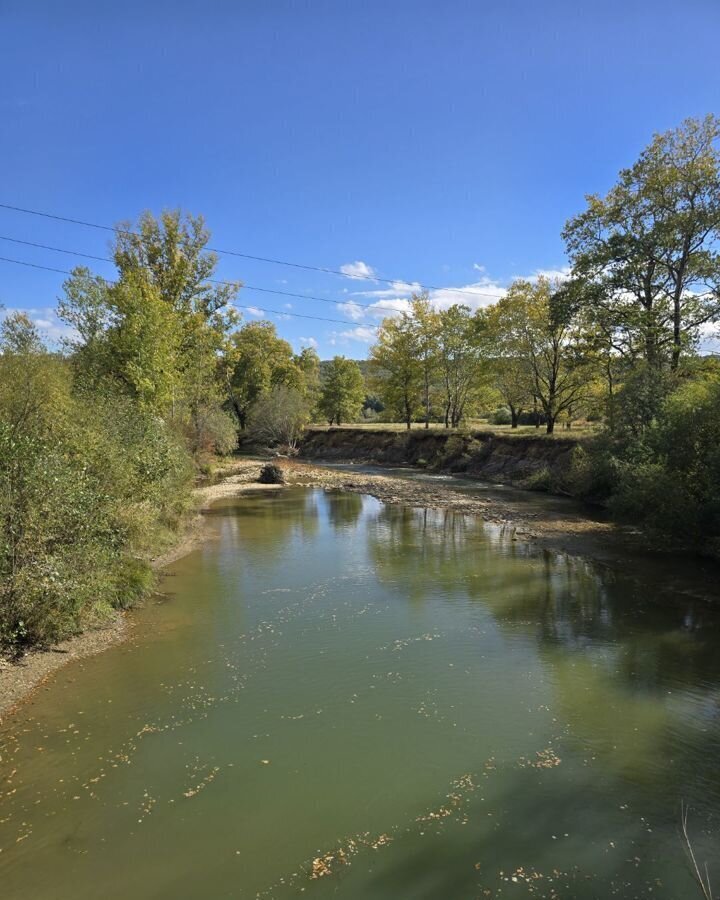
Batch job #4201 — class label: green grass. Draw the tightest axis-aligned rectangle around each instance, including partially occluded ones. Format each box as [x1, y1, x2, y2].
[306, 419, 600, 438]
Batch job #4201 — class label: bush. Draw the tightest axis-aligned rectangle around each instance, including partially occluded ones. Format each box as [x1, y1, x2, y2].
[0, 346, 194, 653]
[565, 442, 618, 504]
[490, 406, 512, 425]
[247, 386, 310, 450]
[521, 466, 552, 492]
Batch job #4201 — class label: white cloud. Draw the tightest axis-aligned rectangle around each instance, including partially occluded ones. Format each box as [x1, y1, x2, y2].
[0, 306, 76, 346]
[524, 266, 572, 283]
[473, 263, 486, 273]
[351, 280, 420, 299]
[332, 325, 377, 343]
[339, 260, 377, 280]
[338, 300, 366, 321]
[245, 306, 264, 317]
[366, 297, 413, 318]
[698, 320, 720, 353]
[299, 336, 318, 349]
[283, 302, 293, 309]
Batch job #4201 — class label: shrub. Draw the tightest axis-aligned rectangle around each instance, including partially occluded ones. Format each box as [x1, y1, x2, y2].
[490, 406, 512, 425]
[521, 466, 552, 492]
[0, 345, 194, 653]
[247, 386, 310, 450]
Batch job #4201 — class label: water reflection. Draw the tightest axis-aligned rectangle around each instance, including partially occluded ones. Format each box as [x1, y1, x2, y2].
[1, 488, 719, 900]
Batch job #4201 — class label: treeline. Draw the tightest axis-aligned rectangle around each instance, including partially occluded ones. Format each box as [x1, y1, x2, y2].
[364, 116, 720, 552]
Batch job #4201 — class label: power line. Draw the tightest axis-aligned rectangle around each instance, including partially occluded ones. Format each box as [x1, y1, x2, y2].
[0, 201, 504, 302]
[0, 254, 379, 330]
[0, 233, 412, 318]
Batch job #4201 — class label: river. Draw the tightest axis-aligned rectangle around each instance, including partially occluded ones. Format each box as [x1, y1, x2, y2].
[1, 487, 719, 898]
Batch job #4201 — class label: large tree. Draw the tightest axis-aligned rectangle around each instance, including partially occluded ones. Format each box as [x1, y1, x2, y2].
[59, 211, 240, 446]
[225, 321, 302, 429]
[318, 356, 365, 426]
[369, 313, 422, 430]
[481, 304, 534, 428]
[411, 293, 441, 428]
[501, 278, 589, 434]
[436, 304, 486, 428]
[563, 115, 720, 370]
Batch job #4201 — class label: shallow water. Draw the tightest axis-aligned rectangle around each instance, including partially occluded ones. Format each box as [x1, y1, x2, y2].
[1, 488, 719, 899]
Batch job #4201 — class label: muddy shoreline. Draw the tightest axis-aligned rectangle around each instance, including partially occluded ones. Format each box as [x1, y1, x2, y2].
[2, 455, 718, 721]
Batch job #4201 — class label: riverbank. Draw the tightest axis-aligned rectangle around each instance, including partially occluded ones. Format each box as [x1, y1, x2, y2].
[2, 454, 718, 721]
[0, 467, 282, 721]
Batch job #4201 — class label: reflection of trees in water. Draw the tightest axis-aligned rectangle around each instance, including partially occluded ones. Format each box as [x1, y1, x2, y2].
[324, 490, 364, 532]
[366, 500, 720, 789]
[366, 505, 504, 603]
[205, 489, 321, 558]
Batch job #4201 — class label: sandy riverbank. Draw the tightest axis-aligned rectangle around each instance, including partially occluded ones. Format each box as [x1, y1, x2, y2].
[2, 455, 717, 720]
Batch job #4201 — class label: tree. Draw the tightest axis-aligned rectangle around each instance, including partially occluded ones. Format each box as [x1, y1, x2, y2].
[59, 210, 240, 446]
[225, 321, 303, 429]
[503, 278, 590, 434]
[412, 293, 441, 427]
[563, 116, 720, 371]
[482, 304, 534, 428]
[318, 356, 365, 425]
[369, 313, 422, 429]
[247, 385, 311, 451]
[436, 304, 486, 428]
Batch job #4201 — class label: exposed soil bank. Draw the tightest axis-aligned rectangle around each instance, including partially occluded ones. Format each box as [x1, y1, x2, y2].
[300, 427, 579, 487]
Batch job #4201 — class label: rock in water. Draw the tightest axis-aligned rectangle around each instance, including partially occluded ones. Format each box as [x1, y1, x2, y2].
[258, 463, 285, 484]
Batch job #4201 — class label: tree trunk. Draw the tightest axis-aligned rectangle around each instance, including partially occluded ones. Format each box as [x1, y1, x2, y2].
[510, 405, 518, 429]
[546, 417, 555, 434]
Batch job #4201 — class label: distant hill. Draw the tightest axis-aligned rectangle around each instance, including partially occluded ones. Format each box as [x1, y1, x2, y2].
[319, 359, 371, 379]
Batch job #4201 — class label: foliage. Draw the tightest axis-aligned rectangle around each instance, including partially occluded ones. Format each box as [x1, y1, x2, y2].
[563, 115, 720, 371]
[436, 304, 487, 427]
[369, 311, 423, 429]
[0, 315, 192, 652]
[246, 385, 311, 451]
[318, 356, 365, 425]
[225, 321, 306, 429]
[490, 406, 512, 425]
[490, 278, 591, 433]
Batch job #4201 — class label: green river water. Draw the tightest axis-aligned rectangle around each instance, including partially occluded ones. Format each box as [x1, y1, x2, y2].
[1, 487, 719, 899]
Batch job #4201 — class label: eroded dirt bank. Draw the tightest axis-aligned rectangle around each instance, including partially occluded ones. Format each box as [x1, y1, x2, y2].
[3, 454, 718, 720]
[299, 426, 579, 486]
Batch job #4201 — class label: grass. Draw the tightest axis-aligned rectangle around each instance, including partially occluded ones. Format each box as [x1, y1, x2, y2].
[306, 419, 600, 438]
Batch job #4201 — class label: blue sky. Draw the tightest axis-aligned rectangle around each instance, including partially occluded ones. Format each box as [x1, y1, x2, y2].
[2, 0, 719, 357]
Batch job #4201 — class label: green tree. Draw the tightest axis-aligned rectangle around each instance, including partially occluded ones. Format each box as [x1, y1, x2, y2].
[247, 385, 311, 450]
[59, 210, 239, 449]
[225, 321, 302, 428]
[563, 115, 720, 371]
[436, 304, 486, 428]
[412, 293, 441, 427]
[0, 316, 192, 652]
[502, 278, 589, 434]
[369, 312, 422, 429]
[318, 356, 365, 425]
[482, 303, 535, 428]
